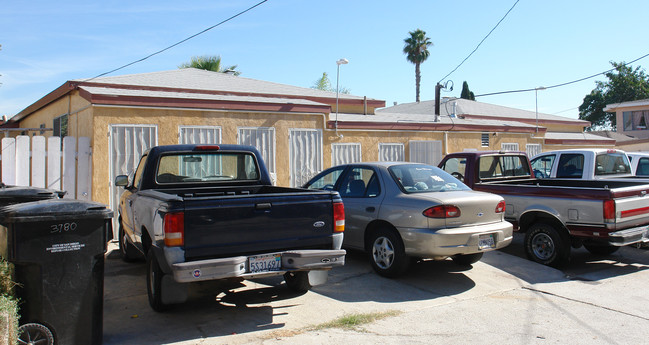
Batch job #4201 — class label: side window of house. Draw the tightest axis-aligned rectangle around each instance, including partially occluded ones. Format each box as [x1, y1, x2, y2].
[530, 154, 555, 179]
[53, 114, 68, 137]
[556, 154, 584, 178]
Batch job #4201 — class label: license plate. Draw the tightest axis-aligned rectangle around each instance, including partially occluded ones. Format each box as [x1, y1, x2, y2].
[478, 234, 496, 250]
[248, 253, 282, 273]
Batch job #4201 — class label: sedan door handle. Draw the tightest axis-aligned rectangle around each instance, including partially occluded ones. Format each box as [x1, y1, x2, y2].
[366, 207, 375, 212]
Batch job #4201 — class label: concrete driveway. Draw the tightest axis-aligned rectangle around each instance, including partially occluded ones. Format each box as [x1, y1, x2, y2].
[102, 235, 649, 344]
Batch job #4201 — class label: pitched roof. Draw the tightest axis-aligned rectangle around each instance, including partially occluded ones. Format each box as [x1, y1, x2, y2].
[603, 98, 649, 112]
[378, 98, 589, 126]
[77, 68, 370, 101]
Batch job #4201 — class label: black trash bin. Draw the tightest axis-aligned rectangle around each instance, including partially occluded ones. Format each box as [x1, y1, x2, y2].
[0, 198, 113, 345]
[0, 184, 64, 207]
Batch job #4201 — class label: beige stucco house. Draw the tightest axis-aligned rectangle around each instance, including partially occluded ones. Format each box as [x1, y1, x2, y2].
[2, 68, 613, 212]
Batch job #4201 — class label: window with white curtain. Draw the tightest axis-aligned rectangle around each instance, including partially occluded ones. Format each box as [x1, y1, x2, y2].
[409, 140, 442, 165]
[379, 143, 405, 162]
[501, 143, 519, 152]
[332, 143, 362, 166]
[526, 144, 542, 158]
[179, 126, 221, 144]
[238, 127, 276, 174]
[289, 129, 322, 187]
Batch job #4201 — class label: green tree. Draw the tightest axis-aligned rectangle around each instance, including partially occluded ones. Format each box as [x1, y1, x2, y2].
[179, 55, 240, 75]
[403, 29, 432, 102]
[579, 62, 649, 130]
[460, 81, 475, 100]
[311, 72, 350, 94]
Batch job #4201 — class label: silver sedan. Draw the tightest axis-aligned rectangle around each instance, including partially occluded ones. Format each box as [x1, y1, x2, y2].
[304, 162, 513, 277]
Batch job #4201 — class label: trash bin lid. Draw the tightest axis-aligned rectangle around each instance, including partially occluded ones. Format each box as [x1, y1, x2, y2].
[0, 199, 113, 223]
[0, 185, 65, 202]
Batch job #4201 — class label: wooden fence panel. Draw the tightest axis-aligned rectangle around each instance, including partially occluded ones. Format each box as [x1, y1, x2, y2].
[0, 136, 91, 201]
[47, 136, 61, 190]
[1, 138, 15, 185]
[32, 136, 46, 188]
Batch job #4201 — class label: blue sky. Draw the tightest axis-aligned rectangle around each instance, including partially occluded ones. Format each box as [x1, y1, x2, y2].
[1, 1, 648, 121]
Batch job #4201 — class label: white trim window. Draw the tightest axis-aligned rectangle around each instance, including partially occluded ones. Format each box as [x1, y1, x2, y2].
[238, 127, 276, 174]
[501, 143, 519, 152]
[379, 143, 405, 162]
[526, 144, 542, 158]
[178, 126, 221, 144]
[332, 143, 362, 166]
[289, 129, 322, 187]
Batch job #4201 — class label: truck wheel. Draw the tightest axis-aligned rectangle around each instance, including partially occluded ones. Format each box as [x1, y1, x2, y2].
[18, 323, 54, 345]
[584, 244, 619, 256]
[451, 252, 484, 266]
[119, 224, 140, 262]
[284, 271, 312, 292]
[524, 223, 570, 267]
[369, 227, 410, 278]
[146, 250, 169, 312]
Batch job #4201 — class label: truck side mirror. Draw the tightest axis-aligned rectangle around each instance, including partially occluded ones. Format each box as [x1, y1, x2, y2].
[115, 175, 129, 187]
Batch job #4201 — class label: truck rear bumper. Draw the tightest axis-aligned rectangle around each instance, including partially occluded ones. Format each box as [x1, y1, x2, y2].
[400, 221, 513, 258]
[608, 225, 649, 246]
[170, 249, 346, 283]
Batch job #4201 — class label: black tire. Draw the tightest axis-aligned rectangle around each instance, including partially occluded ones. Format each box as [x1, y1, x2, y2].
[524, 223, 571, 267]
[284, 271, 312, 292]
[146, 250, 169, 312]
[368, 227, 410, 278]
[119, 223, 140, 262]
[18, 323, 54, 345]
[451, 252, 484, 266]
[584, 243, 620, 256]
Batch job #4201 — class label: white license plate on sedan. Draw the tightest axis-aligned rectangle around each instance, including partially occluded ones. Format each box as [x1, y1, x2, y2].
[248, 253, 282, 273]
[478, 234, 496, 250]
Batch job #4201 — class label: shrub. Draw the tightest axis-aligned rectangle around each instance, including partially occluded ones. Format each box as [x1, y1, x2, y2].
[0, 258, 18, 344]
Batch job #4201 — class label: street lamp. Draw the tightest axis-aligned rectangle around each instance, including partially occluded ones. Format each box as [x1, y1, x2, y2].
[335, 58, 348, 135]
[535, 86, 546, 133]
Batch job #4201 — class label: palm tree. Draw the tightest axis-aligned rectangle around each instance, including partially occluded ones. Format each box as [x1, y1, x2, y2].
[179, 55, 240, 76]
[403, 29, 432, 102]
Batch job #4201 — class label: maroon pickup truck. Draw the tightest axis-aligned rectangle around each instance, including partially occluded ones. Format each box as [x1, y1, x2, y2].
[439, 151, 649, 267]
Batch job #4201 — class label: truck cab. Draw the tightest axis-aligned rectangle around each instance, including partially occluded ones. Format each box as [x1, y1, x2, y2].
[530, 149, 632, 179]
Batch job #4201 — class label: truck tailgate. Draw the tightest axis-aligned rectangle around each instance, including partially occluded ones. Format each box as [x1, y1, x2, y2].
[182, 192, 336, 260]
[613, 186, 649, 229]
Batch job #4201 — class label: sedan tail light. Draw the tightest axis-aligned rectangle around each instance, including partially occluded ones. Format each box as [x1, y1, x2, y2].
[495, 200, 506, 213]
[164, 212, 185, 247]
[423, 205, 461, 218]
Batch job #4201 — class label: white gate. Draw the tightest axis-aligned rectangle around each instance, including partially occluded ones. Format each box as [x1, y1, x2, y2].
[0, 135, 91, 200]
[289, 129, 322, 187]
[109, 125, 158, 237]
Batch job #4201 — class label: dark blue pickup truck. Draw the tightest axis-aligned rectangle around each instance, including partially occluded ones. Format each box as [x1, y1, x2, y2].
[115, 144, 346, 311]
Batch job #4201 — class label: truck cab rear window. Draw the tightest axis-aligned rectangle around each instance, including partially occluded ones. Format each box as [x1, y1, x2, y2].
[156, 152, 259, 183]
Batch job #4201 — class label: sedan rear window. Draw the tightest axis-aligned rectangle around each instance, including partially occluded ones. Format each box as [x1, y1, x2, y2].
[388, 164, 470, 193]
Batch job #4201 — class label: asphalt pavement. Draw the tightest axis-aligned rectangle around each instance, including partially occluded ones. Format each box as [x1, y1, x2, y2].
[102, 234, 649, 345]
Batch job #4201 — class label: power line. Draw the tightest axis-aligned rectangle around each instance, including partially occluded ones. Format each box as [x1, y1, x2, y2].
[84, 0, 268, 82]
[474, 51, 649, 98]
[437, 0, 520, 84]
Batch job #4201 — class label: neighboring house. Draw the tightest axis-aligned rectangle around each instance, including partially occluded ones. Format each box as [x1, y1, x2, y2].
[2, 68, 614, 217]
[602, 99, 649, 150]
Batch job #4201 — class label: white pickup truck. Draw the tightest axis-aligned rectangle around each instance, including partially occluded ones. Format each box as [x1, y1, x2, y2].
[530, 149, 634, 180]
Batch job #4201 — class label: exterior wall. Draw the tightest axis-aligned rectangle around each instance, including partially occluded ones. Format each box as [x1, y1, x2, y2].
[18, 91, 92, 138]
[542, 122, 586, 133]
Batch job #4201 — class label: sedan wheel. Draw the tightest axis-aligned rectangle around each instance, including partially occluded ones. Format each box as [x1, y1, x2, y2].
[369, 228, 409, 278]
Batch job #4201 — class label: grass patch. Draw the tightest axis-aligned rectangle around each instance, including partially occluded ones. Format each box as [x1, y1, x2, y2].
[309, 310, 402, 331]
[0, 257, 19, 344]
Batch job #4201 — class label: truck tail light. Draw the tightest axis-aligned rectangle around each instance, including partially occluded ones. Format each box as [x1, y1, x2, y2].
[333, 202, 345, 233]
[423, 205, 461, 218]
[164, 212, 185, 247]
[603, 199, 616, 223]
[495, 200, 506, 213]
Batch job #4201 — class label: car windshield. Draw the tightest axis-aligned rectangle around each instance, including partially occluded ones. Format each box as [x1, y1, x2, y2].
[156, 152, 259, 184]
[388, 164, 470, 193]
